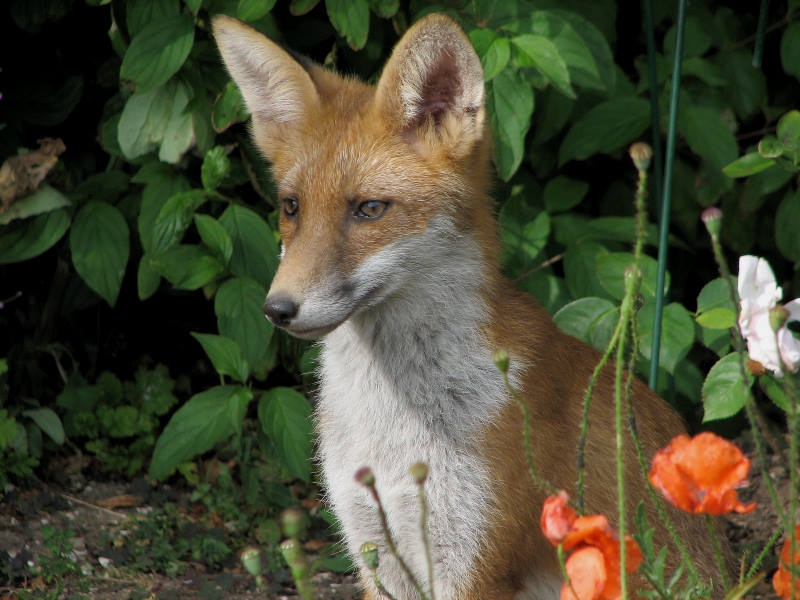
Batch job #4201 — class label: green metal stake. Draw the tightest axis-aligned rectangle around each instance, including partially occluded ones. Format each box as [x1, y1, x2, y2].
[648, 0, 688, 390]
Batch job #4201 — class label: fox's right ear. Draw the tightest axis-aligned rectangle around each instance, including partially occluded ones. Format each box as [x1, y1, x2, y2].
[212, 16, 319, 150]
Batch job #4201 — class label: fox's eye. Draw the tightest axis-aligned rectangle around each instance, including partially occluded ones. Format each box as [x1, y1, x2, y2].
[282, 197, 299, 217]
[355, 200, 389, 219]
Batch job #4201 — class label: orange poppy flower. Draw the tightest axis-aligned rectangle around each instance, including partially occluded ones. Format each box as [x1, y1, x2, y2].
[774, 526, 800, 600]
[541, 491, 643, 600]
[648, 432, 756, 515]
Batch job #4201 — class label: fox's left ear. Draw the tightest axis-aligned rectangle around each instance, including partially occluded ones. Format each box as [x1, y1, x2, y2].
[375, 14, 486, 155]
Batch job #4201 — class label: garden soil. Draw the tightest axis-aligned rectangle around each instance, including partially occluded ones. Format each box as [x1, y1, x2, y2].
[0, 430, 793, 600]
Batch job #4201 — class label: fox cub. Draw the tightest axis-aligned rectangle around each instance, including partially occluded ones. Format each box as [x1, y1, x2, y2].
[214, 12, 724, 599]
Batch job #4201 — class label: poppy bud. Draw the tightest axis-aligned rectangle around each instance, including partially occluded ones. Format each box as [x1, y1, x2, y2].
[360, 541, 380, 570]
[629, 142, 652, 171]
[409, 462, 429, 485]
[701, 207, 723, 238]
[355, 466, 376, 488]
[493, 349, 510, 374]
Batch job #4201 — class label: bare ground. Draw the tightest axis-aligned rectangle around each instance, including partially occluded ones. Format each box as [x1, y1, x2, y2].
[0, 431, 793, 600]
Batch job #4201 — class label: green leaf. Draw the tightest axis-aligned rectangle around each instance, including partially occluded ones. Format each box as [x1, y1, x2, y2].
[562, 241, 609, 299]
[290, 0, 320, 16]
[237, 0, 277, 21]
[543, 176, 588, 213]
[469, 30, 510, 82]
[127, 0, 179, 38]
[70, 201, 130, 306]
[219, 205, 279, 285]
[153, 245, 225, 290]
[487, 68, 534, 181]
[137, 164, 191, 254]
[22, 408, 64, 445]
[159, 80, 196, 164]
[781, 22, 800, 82]
[215, 277, 274, 371]
[191, 333, 250, 383]
[777, 110, 800, 156]
[759, 375, 790, 412]
[120, 15, 195, 93]
[258, 387, 313, 481]
[702, 352, 753, 422]
[194, 214, 233, 264]
[717, 50, 767, 120]
[326, 0, 369, 50]
[757, 136, 783, 158]
[367, 0, 398, 18]
[776, 190, 800, 263]
[212, 81, 248, 132]
[151, 189, 207, 255]
[0, 184, 71, 225]
[506, 211, 551, 263]
[201, 146, 231, 191]
[637, 302, 695, 374]
[149, 385, 253, 480]
[118, 86, 174, 160]
[0, 209, 70, 264]
[722, 152, 775, 178]
[512, 34, 574, 98]
[595, 252, 665, 300]
[559, 97, 650, 164]
[546, 9, 616, 92]
[553, 297, 618, 351]
[695, 307, 736, 330]
[678, 106, 738, 170]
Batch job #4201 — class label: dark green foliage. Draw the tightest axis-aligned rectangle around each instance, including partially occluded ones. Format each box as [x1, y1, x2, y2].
[0, 0, 798, 515]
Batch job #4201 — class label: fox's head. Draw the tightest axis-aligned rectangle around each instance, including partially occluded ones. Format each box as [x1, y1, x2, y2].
[213, 14, 493, 339]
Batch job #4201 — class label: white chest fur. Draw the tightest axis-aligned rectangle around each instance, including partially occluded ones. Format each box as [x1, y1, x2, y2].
[315, 237, 510, 598]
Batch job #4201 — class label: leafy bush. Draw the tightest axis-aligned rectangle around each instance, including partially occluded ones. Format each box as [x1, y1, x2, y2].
[0, 0, 798, 529]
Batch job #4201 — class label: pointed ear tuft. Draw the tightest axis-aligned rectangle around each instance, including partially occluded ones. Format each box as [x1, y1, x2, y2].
[212, 15, 319, 126]
[375, 14, 485, 135]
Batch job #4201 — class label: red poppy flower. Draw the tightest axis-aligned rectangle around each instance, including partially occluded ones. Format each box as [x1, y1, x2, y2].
[648, 432, 756, 515]
[541, 491, 643, 600]
[774, 526, 800, 600]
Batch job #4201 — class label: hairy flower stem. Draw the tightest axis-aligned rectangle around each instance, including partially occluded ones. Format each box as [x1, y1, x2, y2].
[746, 527, 782, 579]
[706, 513, 730, 590]
[415, 478, 437, 600]
[368, 485, 430, 600]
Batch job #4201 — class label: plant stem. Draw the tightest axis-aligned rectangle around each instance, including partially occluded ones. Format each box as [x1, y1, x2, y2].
[416, 481, 437, 600]
[706, 513, 730, 590]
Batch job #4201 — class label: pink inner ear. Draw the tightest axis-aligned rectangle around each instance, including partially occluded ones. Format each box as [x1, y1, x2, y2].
[410, 57, 462, 126]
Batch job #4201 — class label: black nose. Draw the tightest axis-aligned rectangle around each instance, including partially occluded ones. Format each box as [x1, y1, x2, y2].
[264, 295, 298, 327]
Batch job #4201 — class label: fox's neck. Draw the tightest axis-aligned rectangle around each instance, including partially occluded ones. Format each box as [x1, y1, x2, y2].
[319, 219, 507, 435]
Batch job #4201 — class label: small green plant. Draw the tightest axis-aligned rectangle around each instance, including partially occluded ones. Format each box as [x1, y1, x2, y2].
[57, 364, 179, 475]
[21, 526, 84, 600]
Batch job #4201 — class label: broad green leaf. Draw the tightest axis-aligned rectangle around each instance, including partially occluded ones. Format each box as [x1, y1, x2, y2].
[149, 385, 253, 480]
[153, 244, 225, 290]
[0, 410, 18, 448]
[137, 164, 191, 253]
[215, 277, 274, 371]
[695, 307, 736, 330]
[152, 189, 207, 255]
[512, 34, 574, 98]
[543, 176, 588, 213]
[559, 97, 649, 164]
[562, 241, 610, 300]
[681, 57, 728, 87]
[637, 302, 694, 374]
[553, 297, 618, 351]
[212, 81, 248, 132]
[258, 387, 313, 481]
[758, 136, 783, 158]
[678, 106, 738, 170]
[201, 146, 231, 191]
[696, 277, 736, 315]
[0, 209, 70, 264]
[326, 0, 369, 50]
[219, 205, 279, 285]
[469, 29, 510, 82]
[552, 214, 659, 247]
[759, 375, 790, 412]
[702, 352, 753, 422]
[290, 0, 320, 16]
[595, 252, 665, 300]
[776, 190, 800, 263]
[518, 212, 550, 262]
[70, 201, 130, 306]
[717, 50, 767, 120]
[367, 0, 398, 18]
[528, 11, 602, 90]
[777, 110, 800, 156]
[664, 17, 711, 58]
[546, 9, 615, 92]
[194, 214, 233, 264]
[120, 15, 195, 93]
[159, 80, 195, 164]
[781, 22, 800, 82]
[237, 0, 277, 21]
[723, 152, 775, 178]
[487, 68, 534, 181]
[0, 185, 71, 225]
[22, 408, 64, 445]
[118, 85, 174, 159]
[127, 0, 179, 38]
[191, 333, 250, 383]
